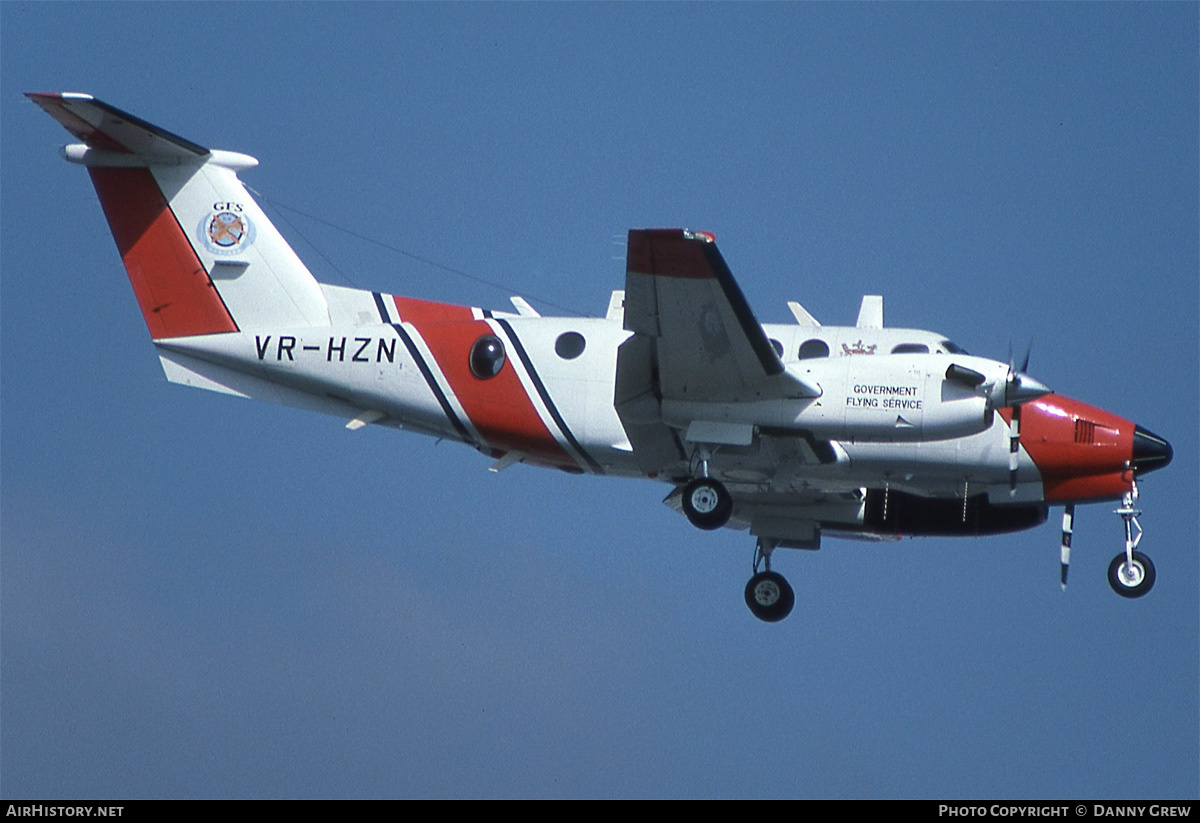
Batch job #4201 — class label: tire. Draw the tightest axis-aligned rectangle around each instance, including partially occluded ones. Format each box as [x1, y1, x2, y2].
[1108, 551, 1156, 599]
[681, 478, 733, 530]
[744, 571, 795, 622]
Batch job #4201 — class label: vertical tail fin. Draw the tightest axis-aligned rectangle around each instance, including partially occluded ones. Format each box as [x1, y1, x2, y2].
[29, 93, 329, 338]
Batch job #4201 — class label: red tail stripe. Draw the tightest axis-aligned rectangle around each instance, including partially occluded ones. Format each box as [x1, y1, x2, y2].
[89, 167, 238, 339]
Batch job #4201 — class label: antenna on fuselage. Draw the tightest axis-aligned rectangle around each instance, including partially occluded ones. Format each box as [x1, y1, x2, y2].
[787, 301, 821, 327]
[856, 295, 884, 329]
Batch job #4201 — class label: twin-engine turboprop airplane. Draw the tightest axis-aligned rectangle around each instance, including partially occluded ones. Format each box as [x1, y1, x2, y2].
[30, 93, 1173, 621]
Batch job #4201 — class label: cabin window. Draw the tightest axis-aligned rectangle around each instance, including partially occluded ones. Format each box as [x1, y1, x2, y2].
[941, 340, 969, 355]
[469, 334, 506, 379]
[769, 338, 784, 358]
[892, 343, 929, 354]
[555, 331, 586, 360]
[798, 339, 830, 359]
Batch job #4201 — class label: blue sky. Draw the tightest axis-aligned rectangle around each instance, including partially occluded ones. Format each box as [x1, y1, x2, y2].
[2, 3, 1196, 799]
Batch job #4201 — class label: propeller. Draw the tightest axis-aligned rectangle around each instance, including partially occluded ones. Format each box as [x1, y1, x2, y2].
[1006, 341, 1032, 375]
[1002, 343, 1040, 495]
[943, 342, 1047, 496]
[1007, 405, 1022, 495]
[1002, 342, 1042, 406]
[1060, 504, 1075, 590]
[942, 359, 1050, 408]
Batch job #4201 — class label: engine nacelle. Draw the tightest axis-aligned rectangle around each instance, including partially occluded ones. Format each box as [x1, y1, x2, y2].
[788, 354, 1003, 442]
[661, 355, 1043, 445]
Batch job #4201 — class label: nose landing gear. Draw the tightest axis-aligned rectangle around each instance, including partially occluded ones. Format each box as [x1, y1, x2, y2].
[1057, 480, 1157, 598]
[1108, 481, 1155, 598]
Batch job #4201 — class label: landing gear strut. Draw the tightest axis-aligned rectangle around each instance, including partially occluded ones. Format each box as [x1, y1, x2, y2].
[744, 540, 794, 622]
[1108, 481, 1155, 598]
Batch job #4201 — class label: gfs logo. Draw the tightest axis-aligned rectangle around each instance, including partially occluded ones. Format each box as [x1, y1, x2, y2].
[199, 202, 255, 254]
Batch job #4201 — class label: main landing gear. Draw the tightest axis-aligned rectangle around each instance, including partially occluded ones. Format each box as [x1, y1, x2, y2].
[677, 450, 793, 622]
[681, 448, 733, 531]
[681, 477, 733, 530]
[745, 540, 795, 623]
[678, 449, 793, 621]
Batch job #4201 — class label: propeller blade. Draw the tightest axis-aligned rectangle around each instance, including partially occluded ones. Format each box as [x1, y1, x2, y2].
[1008, 405, 1021, 495]
[1060, 504, 1075, 590]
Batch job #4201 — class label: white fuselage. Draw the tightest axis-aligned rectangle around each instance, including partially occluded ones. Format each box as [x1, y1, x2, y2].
[156, 282, 1042, 521]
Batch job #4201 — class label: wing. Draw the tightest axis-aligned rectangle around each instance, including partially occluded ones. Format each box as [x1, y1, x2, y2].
[615, 230, 819, 473]
[622, 229, 817, 403]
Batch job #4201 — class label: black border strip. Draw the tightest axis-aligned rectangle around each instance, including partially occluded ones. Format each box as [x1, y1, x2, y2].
[392, 323, 473, 444]
[493, 318, 604, 475]
[372, 291, 393, 324]
[373, 292, 472, 444]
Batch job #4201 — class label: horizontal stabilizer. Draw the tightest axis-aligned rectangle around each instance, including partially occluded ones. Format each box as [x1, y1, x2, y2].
[27, 93, 208, 159]
[31, 92, 330, 336]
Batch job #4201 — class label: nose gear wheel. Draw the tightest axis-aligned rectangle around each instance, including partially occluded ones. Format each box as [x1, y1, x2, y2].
[1108, 550, 1155, 598]
[1107, 480, 1155, 598]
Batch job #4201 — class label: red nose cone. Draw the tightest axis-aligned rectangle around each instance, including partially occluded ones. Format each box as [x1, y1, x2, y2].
[1016, 396, 1138, 503]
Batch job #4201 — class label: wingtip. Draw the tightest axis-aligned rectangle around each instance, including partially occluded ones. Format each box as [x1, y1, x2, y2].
[26, 91, 95, 101]
[626, 228, 718, 279]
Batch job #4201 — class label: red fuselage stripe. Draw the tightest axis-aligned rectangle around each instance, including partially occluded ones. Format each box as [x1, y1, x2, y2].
[391, 296, 574, 466]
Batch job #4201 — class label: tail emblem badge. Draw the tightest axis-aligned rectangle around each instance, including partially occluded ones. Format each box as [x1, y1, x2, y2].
[200, 210, 255, 254]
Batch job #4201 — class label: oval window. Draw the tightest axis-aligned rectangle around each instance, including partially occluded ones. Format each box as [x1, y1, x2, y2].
[769, 338, 784, 357]
[892, 343, 929, 354]
[798, 339, 830, 359]
[555, 331, 586, 360]
[469, 335, 506, 379]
